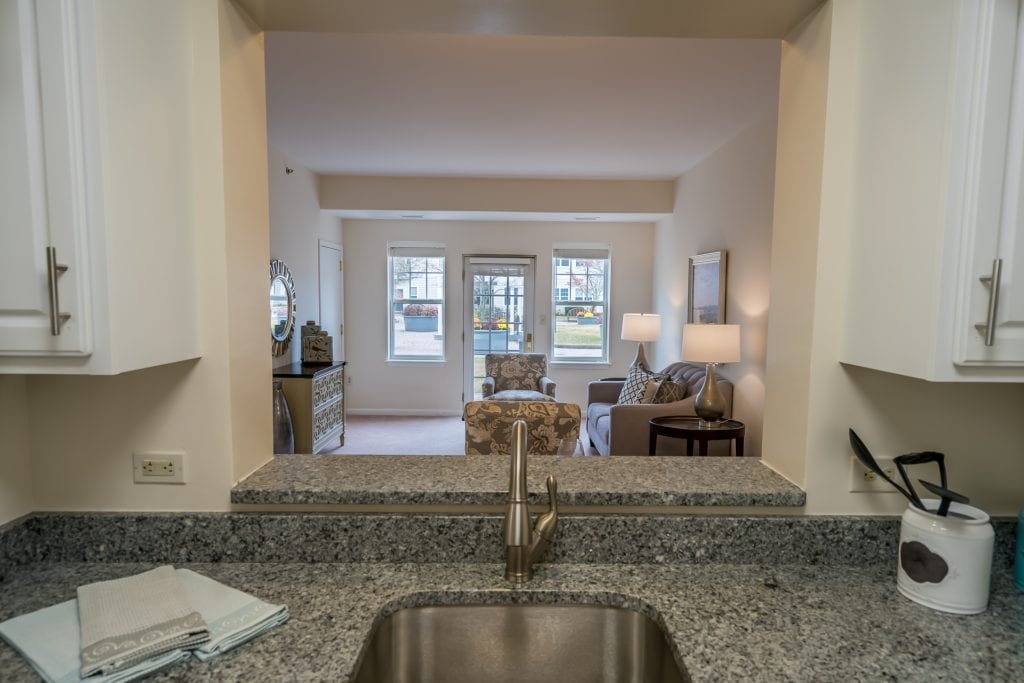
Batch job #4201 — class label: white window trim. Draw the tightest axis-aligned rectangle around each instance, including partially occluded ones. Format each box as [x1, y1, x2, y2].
[388, 242, 446, 361]
[551, 244, 611, 363]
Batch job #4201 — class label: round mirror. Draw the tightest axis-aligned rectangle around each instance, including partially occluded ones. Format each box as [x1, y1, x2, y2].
[269, 259, 296, 357]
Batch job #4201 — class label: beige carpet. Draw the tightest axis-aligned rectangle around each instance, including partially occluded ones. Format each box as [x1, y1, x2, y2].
[323, 415, 466, 455]
[323, 414, 590, 455]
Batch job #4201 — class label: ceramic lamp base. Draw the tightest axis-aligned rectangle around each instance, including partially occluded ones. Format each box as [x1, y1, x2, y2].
[693, 363, 725, 422]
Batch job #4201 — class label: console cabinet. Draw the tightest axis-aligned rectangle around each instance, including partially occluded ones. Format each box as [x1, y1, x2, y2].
[0, 0, 199, 374]
[274, 362, 346, 454]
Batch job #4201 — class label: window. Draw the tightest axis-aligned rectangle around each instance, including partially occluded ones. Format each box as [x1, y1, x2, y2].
[388, 243, 445, 360]
[551, 246, 610, 362]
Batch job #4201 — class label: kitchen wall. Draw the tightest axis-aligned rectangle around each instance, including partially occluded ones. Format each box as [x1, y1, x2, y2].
[268, 148, 345, 368]
[651, 113, 778, 458]
[762, 0, 1024, 516]
[0, 377, 33, 524]
[0, 0, 270, 524]
[342, 220, 655, 412]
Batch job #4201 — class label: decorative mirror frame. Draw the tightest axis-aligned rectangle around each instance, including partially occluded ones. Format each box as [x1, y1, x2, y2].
[270, 258, 296, 357]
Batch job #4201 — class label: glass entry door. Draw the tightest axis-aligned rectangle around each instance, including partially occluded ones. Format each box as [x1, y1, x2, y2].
[464, 257, 535, 401]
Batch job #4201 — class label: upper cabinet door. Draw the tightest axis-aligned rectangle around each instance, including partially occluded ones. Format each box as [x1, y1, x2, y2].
[952, 0, 1024, 366]
[0, 0, 92, 357]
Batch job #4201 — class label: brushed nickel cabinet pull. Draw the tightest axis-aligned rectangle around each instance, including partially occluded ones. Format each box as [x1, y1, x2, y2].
[974, 258, 1003, 346]
[45, 246, 70, 335]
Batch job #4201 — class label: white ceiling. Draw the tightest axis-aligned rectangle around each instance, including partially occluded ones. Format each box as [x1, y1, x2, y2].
[265, 32, 782, 179]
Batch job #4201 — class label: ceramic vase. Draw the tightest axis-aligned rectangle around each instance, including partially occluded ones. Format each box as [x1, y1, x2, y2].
[272, 380, 294, 454]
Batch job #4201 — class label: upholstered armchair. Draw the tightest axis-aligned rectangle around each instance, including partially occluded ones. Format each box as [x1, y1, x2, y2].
[482, 353, 556, 401]
[586, 361, 733, 456]
[464, 400, 581, 455]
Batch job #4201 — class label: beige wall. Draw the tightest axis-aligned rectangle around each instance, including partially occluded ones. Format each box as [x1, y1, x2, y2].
[268, 148, 345, 368]
[652, 113, 778, 458]
[759, 3, 832, 487]
[342, 220, 654, 414]
[320, 176, 674, 216]
[0, 377, 33, 524]
[0, 0, 271, 519]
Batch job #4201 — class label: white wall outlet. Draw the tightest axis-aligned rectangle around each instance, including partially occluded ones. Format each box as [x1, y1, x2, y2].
[848, 455, 898, 493]
[133, 451, 185, 484]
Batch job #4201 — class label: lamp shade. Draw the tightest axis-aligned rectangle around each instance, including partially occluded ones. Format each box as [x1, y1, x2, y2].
[621, 313, 661, 342]
[682, 323, 741, 364]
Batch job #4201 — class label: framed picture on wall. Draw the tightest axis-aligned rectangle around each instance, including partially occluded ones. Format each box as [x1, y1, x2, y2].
[687, 250, 727, 324]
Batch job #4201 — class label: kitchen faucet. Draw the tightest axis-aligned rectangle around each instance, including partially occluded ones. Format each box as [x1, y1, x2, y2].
[504, 419, 558, 585]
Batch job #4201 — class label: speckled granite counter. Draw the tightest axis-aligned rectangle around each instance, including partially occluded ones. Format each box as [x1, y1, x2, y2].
[2, 560, 1022, 682]
[231, 454, 806, 507]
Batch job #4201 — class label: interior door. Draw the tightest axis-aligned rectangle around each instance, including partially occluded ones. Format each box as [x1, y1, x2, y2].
[464, 256, 535, 401]
[318, 240, 344, 361]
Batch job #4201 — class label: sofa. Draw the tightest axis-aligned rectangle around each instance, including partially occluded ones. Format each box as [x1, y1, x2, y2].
[586, 361, 733, 456]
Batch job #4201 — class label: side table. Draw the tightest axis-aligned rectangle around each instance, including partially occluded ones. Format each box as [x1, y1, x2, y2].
[648, 416, 745, 456]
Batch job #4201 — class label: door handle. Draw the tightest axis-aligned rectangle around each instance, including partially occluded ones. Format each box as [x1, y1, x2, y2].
[974, 258, 1002, 346]
[45, 247, 71, 335]
[525, 332, 533, 352]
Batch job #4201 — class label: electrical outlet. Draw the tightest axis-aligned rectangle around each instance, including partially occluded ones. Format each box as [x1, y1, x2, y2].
[848, 455, 898, 493]
[133, 451, 185, 484]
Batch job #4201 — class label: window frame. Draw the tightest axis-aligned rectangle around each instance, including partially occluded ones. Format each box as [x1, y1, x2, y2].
[550, 245, 611, 364]
[387, 242, 447, 362]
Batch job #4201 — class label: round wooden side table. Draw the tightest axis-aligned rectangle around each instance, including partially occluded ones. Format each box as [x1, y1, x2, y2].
[648, 416, 745, 456]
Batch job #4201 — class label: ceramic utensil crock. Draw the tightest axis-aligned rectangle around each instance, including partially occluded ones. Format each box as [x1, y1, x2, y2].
[897, 499, 993, 614]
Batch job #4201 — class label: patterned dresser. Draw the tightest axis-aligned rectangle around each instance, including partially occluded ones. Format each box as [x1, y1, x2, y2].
[272, 361, 346, 453]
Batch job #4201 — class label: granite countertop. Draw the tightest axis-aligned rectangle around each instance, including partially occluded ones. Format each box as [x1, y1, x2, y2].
[2, 560, 1021, 682]
[232, 454, 806, 507]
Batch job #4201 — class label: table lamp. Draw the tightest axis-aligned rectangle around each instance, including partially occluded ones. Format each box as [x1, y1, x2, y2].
[621, 313, 661, 369]
[681, 323, 741, 424]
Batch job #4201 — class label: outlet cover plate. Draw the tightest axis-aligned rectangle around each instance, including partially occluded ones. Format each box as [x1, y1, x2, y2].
[848, 455, 898, 493]
[133, 451, 185, 485]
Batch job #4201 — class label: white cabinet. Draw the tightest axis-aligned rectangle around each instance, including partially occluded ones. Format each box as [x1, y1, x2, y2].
[0, 0, 199, 374]
[840, 0, 1024, 381]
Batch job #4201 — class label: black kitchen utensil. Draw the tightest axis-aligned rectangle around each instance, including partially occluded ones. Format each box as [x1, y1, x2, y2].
[919, 479, 970, 517]
[848, 429, 925, 509]
[893, 450, 947, 510]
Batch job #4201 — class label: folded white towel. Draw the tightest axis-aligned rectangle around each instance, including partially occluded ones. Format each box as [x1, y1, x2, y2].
[176, 569, 289, 661]
[0, 567, 287, 682]
[77, 566, 209, 677]
[0, 598, 191, 683]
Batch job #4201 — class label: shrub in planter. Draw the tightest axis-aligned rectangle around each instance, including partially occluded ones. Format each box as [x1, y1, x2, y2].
[402, 303, 439, 331]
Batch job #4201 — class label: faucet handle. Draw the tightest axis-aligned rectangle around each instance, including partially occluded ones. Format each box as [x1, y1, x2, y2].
[533, 475, 559, 542]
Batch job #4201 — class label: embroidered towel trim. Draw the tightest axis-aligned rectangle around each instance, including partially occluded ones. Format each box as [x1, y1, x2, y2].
[77, 566, 209, 677]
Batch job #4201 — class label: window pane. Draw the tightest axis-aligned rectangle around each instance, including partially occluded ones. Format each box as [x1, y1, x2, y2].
[551, 251, 609, 362]
[389, 249, 445, 360]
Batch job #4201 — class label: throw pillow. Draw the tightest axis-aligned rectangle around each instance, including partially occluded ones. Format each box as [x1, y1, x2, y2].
[640, 379, 662, 404]
[617, 364, 659, 405]
[652, 379, 687, 404]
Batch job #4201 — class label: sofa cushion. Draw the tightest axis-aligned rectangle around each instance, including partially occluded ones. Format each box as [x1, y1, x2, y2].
[490, 389, 554, 402]
[617, 364, 659, 404]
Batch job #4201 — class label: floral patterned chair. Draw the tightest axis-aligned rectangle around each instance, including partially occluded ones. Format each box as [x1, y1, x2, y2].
[482, 353, 556, 401]
[464, 400, 581, 455]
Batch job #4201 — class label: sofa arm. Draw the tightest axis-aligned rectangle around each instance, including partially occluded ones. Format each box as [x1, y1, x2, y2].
[539, 376, 556, 397]
[587, 380, 624, 405]
[607, 397, 698, 455]
[481, 376, 495, 398]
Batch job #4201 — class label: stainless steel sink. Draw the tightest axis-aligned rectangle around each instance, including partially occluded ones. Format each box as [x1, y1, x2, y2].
[353, 603, 689, 683]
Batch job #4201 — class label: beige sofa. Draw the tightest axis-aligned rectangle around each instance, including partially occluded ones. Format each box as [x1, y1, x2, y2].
[586, 362, 733, 456]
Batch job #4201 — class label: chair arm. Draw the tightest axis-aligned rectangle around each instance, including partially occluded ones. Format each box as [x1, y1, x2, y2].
[539, 376, 556, 397]
[607, 397, 698, 455]
[587, 380, 624, 405]
[481, 376, 495, 398]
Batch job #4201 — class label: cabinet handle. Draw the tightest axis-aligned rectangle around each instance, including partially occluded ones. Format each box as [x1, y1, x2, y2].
[45, 247, 71, 336]
[975, 258, 1003, 347]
